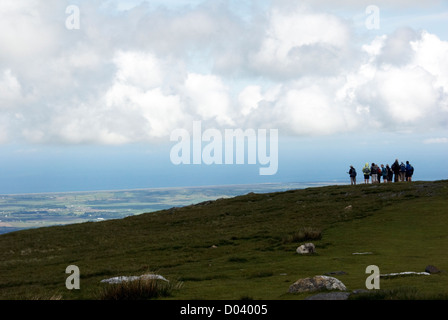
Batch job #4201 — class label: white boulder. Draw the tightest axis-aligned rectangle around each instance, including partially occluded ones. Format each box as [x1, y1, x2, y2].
[296, 243, 315, 254]
[100, 274, 168, 284]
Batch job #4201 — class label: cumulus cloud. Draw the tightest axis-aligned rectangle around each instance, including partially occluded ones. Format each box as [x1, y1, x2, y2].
[249, 5, 353, 78]
[0, 0, 447, 145]
[354, 30, 448, 129]
[0, 70, 22, 108]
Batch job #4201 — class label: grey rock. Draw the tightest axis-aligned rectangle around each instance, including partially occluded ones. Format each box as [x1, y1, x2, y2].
[289, 275, 347, 293]
[351, 289, 370, 295]
[425, 265, 441, 274]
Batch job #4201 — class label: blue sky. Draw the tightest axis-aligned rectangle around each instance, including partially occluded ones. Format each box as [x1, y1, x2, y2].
[0, 0, 447, 194]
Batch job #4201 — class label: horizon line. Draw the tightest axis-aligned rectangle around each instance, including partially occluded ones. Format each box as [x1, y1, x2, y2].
[0, 180, 350, 197]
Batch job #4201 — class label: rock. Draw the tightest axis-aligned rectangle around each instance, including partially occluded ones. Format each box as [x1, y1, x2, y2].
[296, 243, 315, 254]
[380, 271, 430, 278]
[100, 274, 168, 284]
[351, 289, 370, 295]
[288, 275, 347, 293]
[425, 265, 441, 274]
[305, 292, 351, 300]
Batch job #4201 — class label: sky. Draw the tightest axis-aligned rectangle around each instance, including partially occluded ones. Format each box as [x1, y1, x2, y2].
[0, 0, 447, 194]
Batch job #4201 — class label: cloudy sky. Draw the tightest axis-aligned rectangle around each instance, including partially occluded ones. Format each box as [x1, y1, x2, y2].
[0, 0, 447, 194]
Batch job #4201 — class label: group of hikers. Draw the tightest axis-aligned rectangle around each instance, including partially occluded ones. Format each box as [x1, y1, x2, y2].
[348, 159, 414, 185]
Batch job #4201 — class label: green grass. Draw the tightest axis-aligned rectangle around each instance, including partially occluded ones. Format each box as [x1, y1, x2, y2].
[97, 277, 182, 300]
[0, 180, 447, 300]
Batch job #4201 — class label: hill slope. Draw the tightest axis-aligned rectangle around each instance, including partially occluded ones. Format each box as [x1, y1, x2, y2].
[1, 180, 447, 300]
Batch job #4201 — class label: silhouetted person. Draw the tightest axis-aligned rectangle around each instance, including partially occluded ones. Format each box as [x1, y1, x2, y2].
[362, 163, 371, 184]
[406, 161, 414, 182]
[391, 159, 400, 182]
[348, 165, 357, 185]
[399, 162, 406, 182]
[371, 163, 379, 183]
[386, 164, 393, 183]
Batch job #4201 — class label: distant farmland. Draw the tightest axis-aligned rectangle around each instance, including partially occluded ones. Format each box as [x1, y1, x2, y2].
[0, 182, 329, 234]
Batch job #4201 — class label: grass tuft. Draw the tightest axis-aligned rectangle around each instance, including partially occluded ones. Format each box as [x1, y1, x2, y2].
[283, 227, 322, 244]
[98, 277, 182, 300]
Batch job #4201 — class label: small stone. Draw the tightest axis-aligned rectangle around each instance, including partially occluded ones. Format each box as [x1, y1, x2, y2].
[425, 265, 441, 274]
[352, 289, 370, 295]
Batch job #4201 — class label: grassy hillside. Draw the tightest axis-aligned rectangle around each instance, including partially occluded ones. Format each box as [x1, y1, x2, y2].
[1, 180, 447, 300]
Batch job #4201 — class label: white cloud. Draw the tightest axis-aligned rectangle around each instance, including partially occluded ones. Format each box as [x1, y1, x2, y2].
[411, 31, 448, 89]
[355, 30, 448, 129]
[0, 1, 59, 63]
[238, 85, 263, 116]
[0, 70, 22, 108]
[184, 73, 235, 126]
[376, 28, 418, 66]
[276, 84, 346, 135]
[112, 51, 164, 90]
[250, 6, 352, 78]
[0, 0, 447, 145]
[374, 66, 438, 123]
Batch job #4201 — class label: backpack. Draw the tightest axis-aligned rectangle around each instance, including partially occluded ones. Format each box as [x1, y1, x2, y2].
[392, 162, 400, 172]
[400, 164, 406, 172]
[377, 167, 382, 175]
[363, 167, 370, 175]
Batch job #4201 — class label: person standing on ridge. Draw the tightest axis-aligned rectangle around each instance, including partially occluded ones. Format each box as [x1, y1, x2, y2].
[377, 165, 382, 183]
[406, 161, 414, 182]
[399, 162, 406, 182]
[371, 162, 378, 184]
[391, 159, 400, 182]
[362, 163, 371, 184]
[386, 164, 393, 183]
[381, 164, 388, 183]
[348, 165, 357, 185]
